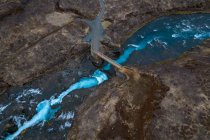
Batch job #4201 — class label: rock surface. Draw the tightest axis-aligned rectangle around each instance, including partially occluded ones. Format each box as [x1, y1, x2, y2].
[147, 40, 210, 140]
[0, 0, 209, 90]
[0, 0, 210, 139]
[68, 40, 210, 140]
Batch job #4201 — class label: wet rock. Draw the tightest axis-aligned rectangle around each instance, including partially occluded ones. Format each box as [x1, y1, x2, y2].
[0, 0, 209, 89]
[67, 40, 210, 139]
[3, 120, 18, 136]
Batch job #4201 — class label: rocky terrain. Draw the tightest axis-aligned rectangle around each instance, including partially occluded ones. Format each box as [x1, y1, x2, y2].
[68, 39, 210, 140]
[0, 0, 210, 140]
[0, 0, 210, 94]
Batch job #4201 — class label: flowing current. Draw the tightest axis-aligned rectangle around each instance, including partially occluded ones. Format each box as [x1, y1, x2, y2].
[0, 12, 210, 140]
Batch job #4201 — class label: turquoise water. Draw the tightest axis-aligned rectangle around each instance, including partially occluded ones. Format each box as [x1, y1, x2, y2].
[5, 70, 108, 140]
[1, 13, 210, 140]
[122, 14, 210, 66]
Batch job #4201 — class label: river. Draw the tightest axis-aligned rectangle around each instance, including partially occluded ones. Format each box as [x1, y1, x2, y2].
[0, 13, 210, 140]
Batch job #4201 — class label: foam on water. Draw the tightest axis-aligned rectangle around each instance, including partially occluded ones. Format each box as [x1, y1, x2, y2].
[50, 70, 108, 106]
[5, 100, 59, 140]
[194, 32, 210, 39]
[172, 34, 180, 38]
[59, 121, 72, 131]
[103, 35, 158, 70]
[5, 70, 108, 140]
[16, 88, 42, 103]
[3, 13, 210, 140]
[57, 112, 75, 120]
[5, 0, 109, 138]
[104, 14, 210, 70]
[0, 103, 11, 114]
[13, 115, 26, 128]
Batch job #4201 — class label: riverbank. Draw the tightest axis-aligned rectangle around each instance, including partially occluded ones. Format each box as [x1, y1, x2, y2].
[68, 39, 210, 140]
[0, 0, 210, 139]
[0, 0, 210, 93]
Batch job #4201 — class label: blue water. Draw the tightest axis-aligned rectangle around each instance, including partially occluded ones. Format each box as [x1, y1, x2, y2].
[2, 13, 210, 140]
[105, 14, 210, 69]
[123, 14, 210, 66]
[5, 70, 108, 140]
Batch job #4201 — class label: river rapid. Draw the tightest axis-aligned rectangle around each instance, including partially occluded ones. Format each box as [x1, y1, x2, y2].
[0, 13, 210, 140]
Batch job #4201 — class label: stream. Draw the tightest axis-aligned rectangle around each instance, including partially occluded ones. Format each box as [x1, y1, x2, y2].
[0, 13, 210, 140]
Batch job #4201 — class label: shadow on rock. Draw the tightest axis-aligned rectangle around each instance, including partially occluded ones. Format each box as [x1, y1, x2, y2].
[68, 71, 169, 140]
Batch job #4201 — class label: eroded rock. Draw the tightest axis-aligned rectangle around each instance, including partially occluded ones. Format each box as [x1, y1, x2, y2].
[57, 0, 100, 19]
[2, 21, 88, 85]
[146, 40, 210, 140]
[0, 0, 209, 91]
[0, 1, 23, 20]
[68, 73, 168, 140]
[67, 40, 210, 139]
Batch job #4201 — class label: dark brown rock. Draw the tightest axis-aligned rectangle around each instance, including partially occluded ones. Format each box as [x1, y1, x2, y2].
[67, 40, 210, 140]
[57, 0, 100, 19]
[0, 0, 209, 89]
[0, 0, 209, 139]
[103, 0, 209, 45]
[0, 0, 88, 86]
[2, 21, 88, 85]
[0, 1, 23, 20]
[146, 40, 210, 140]
[68, 73, 168, 140]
